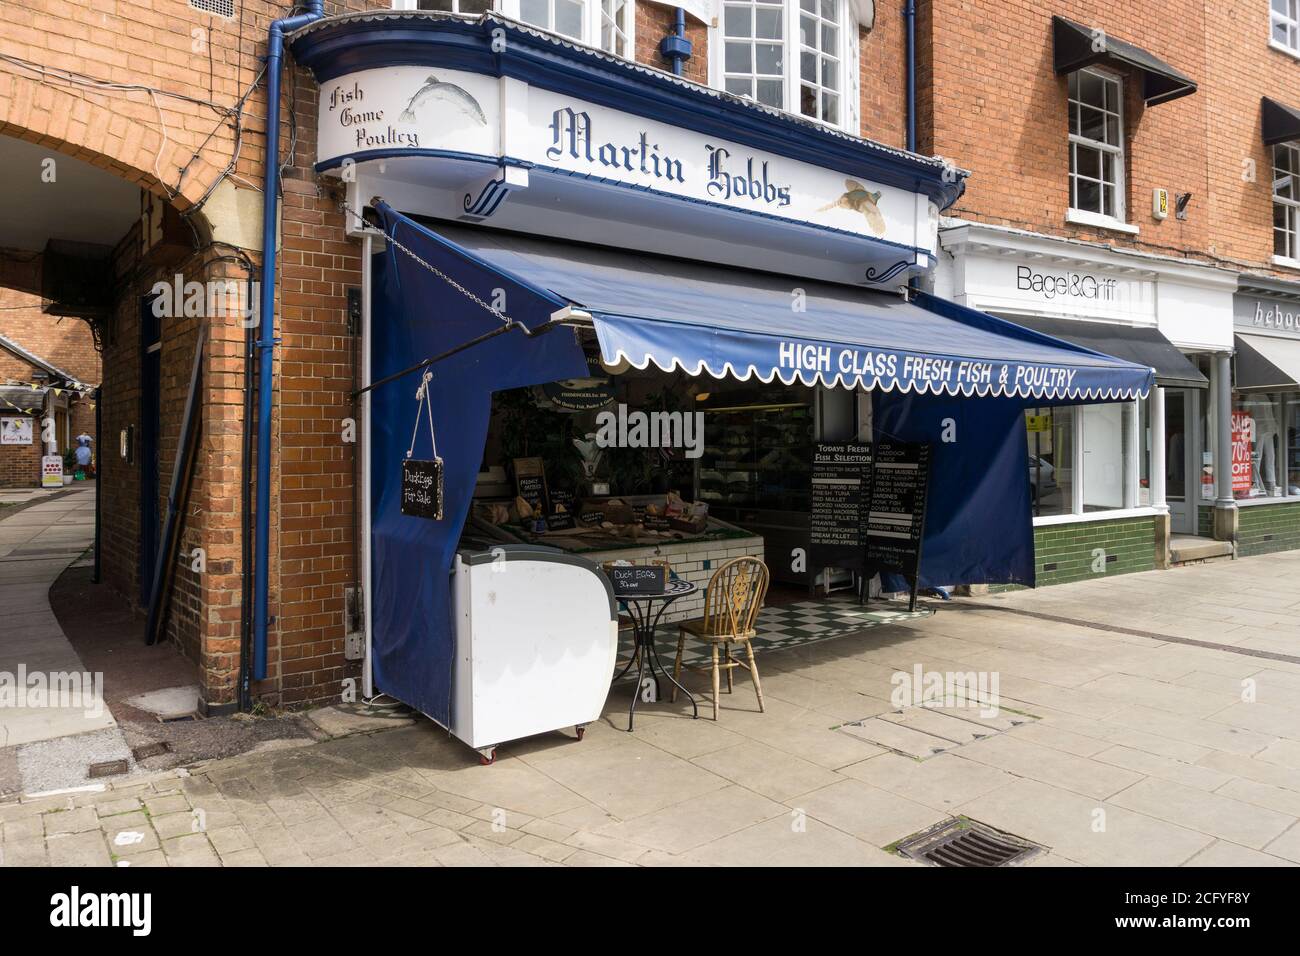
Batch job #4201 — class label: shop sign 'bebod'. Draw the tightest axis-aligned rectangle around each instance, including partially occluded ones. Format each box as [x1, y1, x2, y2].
[1234, 294, 1300, 337]
[316, 67, 934, 251]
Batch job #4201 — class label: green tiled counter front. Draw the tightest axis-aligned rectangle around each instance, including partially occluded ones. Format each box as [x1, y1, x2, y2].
[1031, 516, 1159, 586]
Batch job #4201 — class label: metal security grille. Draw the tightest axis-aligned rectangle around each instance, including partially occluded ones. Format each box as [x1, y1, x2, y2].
[189, 0, 236, 20]
[896, 818, 1042, 867]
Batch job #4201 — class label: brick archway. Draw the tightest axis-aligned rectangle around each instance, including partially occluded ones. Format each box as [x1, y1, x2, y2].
[0, 69, 228, 212]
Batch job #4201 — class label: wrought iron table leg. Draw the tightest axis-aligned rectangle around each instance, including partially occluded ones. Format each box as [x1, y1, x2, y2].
[644, 626, 697, 719]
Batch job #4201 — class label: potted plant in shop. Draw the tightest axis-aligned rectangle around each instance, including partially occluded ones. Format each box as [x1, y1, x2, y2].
[61, 449, 76, 485]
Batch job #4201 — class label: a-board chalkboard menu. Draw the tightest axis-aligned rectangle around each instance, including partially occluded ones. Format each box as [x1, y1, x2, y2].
[866, 442, 931, 591]
[809, 442, 873, 570]
[606, 564, 669, 595]
[401, 458, 444, 520]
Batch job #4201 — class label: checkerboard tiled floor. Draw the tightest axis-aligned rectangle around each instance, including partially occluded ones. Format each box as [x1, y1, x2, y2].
[617, 595, 933, 671]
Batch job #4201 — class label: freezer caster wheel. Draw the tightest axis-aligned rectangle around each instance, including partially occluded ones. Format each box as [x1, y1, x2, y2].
[575, 725, 587, 741]
[477, 747, 496, 766]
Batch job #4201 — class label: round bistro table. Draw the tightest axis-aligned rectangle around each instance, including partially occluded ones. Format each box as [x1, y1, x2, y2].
[612, 578, 699, 731]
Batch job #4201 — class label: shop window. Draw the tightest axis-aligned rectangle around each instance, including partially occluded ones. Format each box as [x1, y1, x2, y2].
[719, 0, 849, 129]
[1068, 68, 1124, 222]
[1027, 402, 1147, 519]
[1289, 394, 1300, 494]
[1273, 0, 1300, 55]
[1081, 403, 1126, 511]
[1274, 144, 1300, 261]
[1232, 391, 1300, 500]
[1026, 407, 1073, 518]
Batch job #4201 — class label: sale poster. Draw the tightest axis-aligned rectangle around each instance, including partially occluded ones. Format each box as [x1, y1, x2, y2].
[1230, 410, 1255, 495]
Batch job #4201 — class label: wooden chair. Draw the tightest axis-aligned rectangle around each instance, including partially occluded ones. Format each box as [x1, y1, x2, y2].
[671, 557, 769, 720]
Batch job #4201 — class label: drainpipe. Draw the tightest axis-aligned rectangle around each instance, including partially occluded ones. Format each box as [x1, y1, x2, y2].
[904, 0, 917, 152]
[904, 0, 918, 290]
[660, 8, 692, 76]
[254, 0, 325, 682]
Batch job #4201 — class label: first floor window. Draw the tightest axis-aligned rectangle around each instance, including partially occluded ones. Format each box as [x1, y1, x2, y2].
[1274, 144, 1300, 260]
[408, 1, 633, 57]
[600, 0, 632, 57]
[721, 0, 848, 127]
[520, 0, 586, 39]
[723, 0, 787, 109]
[415, 0, 494, 12]
[515, 0, 633, 55]
[798, 0, 841, 125]
[1068, 68, 1124, 220]
[1273, 0, 1300, 53]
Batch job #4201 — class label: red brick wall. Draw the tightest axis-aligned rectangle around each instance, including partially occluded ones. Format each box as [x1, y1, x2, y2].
[921, 1, 1209, 259]
[636, 4, 709, 85]
[860, 4, 907, 148]
[0, 288, 99, 485]
[0, 289, 101, 385]
[1204, 3, 1300, 277]
[0, 426, 41, 486]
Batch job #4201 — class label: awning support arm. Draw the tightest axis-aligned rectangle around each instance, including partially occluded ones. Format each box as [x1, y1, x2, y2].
[351, 313, 582, 399]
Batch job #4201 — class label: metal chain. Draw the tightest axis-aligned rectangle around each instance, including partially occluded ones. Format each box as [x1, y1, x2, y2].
[342, 201, 515, 328]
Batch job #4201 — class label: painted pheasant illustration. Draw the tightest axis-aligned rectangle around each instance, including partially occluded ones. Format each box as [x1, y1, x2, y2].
[400, 75, 487, 125]
[821, 179, 886, 235]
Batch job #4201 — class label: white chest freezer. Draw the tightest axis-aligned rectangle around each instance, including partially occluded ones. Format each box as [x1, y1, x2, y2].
[448, 545, 619, 763]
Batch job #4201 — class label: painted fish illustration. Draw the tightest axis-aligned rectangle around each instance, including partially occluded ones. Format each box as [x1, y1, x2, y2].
[400, 75, 487, 125]
[821, 179, 886, 235]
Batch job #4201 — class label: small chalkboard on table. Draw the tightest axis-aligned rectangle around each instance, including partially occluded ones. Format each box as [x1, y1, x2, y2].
[605, 563, 669, 596]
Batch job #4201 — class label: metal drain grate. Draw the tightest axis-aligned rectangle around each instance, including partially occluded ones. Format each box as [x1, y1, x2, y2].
[87, 759, 129, 779]
[895, 818, 1043, 867]
[131, 741, 171, 761]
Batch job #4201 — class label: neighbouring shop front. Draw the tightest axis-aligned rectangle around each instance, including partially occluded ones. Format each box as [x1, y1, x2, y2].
[1230, 278, 1300, 555]
[935, 220, 1239, 579]
[289, 11, 1151, 756]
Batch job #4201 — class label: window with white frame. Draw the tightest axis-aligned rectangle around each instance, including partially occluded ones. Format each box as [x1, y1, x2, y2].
[401, 1, 634, 58]
[1272, 0, 1300, 54]
[411, 0, 494, 13]
[1068, 69, 1124, 221]
[600, 0, 632, 57]
[1274, 143, 1300, 259]
[720, 0, 848, 128]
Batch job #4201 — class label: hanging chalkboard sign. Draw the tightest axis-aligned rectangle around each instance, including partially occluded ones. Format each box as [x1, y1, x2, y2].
[809, 442, 873, 573]
[401, 458, 444, 520]
[866, 442, 931, 610]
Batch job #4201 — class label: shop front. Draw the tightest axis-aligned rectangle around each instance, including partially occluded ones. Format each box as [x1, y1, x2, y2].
[1229, 279, 1300, 555]
[935, 221, 1238, 579]
[291, 12, 1152, 755]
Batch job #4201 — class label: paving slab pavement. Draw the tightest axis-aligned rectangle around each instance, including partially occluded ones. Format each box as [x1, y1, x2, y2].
[0, 485, 115, 756]
[2, 547, 1300, 866]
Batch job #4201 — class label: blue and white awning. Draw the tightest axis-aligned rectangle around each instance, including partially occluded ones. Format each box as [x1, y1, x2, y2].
[376, 205, 1154, 402]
